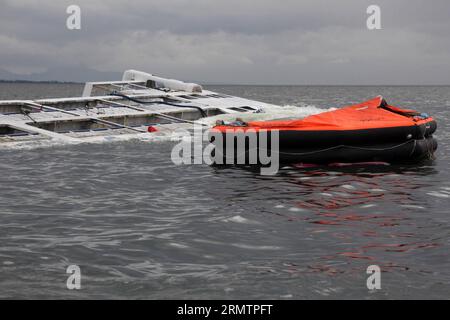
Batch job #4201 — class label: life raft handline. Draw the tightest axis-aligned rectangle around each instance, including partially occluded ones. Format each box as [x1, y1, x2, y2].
[218, 139, 417, 158]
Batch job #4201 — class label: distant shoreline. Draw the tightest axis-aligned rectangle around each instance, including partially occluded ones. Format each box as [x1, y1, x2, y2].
[0, 80, 82, 84]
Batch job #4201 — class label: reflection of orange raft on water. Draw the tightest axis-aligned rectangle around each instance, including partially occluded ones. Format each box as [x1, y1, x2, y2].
[212, 96, 437, 164]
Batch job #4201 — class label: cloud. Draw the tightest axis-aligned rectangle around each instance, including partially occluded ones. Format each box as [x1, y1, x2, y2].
[0, 0, 450, 83]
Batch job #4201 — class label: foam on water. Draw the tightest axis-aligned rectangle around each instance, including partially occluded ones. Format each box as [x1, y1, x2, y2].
[223, 215, 261, 225]
[199, 104, 332, 126]
[427, 191, 450, 198]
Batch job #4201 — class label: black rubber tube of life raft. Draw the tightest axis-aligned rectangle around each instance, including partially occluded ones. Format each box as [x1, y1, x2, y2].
[212, 136, 437, 164]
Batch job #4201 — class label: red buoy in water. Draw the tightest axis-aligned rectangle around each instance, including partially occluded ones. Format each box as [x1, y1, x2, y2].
[147, 126, 158, 133]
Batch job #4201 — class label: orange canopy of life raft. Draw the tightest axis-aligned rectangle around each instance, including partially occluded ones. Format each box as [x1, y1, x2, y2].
[213, 96, 434, 132]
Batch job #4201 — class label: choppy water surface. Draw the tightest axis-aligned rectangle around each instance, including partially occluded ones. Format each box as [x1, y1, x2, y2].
[0, 84, 449, 299]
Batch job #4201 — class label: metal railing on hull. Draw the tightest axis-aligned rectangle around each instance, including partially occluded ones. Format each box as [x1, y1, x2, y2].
[19, 101, 147, 133]
[96, 99, 208, 127]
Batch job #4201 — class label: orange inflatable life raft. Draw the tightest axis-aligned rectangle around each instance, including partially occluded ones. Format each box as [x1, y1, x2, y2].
[211, 97, 437, 164]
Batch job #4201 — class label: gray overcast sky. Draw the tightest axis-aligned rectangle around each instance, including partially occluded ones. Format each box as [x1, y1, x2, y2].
[1, 0, 450, 84]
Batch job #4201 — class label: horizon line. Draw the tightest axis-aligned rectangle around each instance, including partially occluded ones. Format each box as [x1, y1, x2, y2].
[1, 79, 450, 86]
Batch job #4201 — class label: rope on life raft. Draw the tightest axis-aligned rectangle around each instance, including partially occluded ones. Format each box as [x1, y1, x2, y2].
[218, 139, 420, 160]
